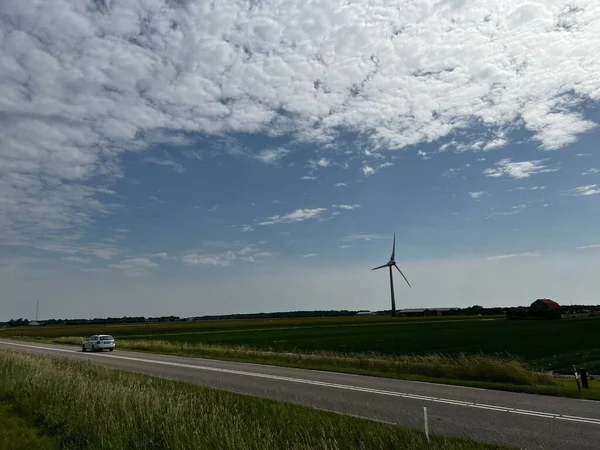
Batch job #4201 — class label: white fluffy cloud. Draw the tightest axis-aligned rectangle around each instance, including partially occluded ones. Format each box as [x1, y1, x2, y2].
[148, 252, 170, 259]
[61, 256, 91, 264]
[108, 258, 159, 276]
[483, 158, 560, 179]
[308, 158, 330, 169]
[333, 204, 361, 210]
[417, 150, 431, 160]
[469, 191, 487, 200]
[443, 167, 465, 177]
[570, 185, 600, 196]
[483, 138, 508, 151]
[516, 186, 546, 191]
[2, 0, 600, 256]
[181, 252, 237, 267]
[362, 166, 375, 176]
[582, 168, 600, 175]
[486, 252, 539, 260]
[487, 204, 528, 218]
[145, 158, 185, 173]
[343, 233, 386, 242]
[257, 147, 290, 164]
[576, 244, 600, 250]
[258, 208, 326, 225]
[181, 244, 273, 266]
[361, 161, 391, 177]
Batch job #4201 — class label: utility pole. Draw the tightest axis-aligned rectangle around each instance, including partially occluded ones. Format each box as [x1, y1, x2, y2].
[36, 299, 39, 321]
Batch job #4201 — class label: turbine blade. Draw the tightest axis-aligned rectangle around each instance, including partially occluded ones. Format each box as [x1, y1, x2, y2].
[372, 263, 389, 270]
[394, 264, 411, 288]
[390, 232, 396, 261]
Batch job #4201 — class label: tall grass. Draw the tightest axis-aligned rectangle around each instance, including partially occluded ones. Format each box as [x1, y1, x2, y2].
[0, 402, 59, 450]
[0, 350, 508, 450]
[52, 336, 553, 386]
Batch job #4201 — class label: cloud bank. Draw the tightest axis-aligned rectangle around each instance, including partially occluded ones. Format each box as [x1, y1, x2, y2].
[1, 0, 600, 257]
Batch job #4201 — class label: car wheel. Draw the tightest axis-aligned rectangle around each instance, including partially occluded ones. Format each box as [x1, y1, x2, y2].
[109, 348, 114, 352]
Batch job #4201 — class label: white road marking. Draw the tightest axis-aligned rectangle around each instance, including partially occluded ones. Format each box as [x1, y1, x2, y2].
[2, 340, 600, 426]
[471, 404, 510, 412]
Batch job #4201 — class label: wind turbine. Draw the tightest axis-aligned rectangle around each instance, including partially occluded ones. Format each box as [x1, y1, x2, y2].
[372, 233, 411, 317]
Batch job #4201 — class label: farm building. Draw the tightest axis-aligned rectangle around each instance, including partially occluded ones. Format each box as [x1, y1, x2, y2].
[529, 299, 561, 319]
[531, 299, 560, 311]
[507, 298, 561, 320]
[397, 308, 457, 317]
[397, 308, 429, 317]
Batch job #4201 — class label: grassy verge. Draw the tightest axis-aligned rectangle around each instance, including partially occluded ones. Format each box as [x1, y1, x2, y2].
[0, 350, 509, 450]
[45, 336, 599, 400]
[0, 401, 59, 450]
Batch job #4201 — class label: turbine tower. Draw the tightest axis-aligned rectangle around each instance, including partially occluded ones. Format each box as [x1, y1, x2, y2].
[372, 233, 411, 317]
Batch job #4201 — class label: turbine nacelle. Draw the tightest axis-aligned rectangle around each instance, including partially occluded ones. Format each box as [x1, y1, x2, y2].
[371, 233, 411, 288]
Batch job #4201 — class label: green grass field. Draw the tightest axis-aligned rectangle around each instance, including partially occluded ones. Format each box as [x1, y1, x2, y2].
[5, 315, 599, 373]
[0, 401, 59, 450]
[130, 317, 600, 373]
[0, 350, 509, 450]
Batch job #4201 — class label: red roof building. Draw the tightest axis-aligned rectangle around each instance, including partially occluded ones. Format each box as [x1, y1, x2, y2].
[507, 299, 562, 320]
[533, 298, 560, 309]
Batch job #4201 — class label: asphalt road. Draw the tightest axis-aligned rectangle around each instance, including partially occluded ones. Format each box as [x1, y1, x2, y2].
[1, 340, 599, 449]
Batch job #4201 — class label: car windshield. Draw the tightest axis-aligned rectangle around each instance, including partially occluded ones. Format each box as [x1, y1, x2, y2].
[100, 336, 114, 340]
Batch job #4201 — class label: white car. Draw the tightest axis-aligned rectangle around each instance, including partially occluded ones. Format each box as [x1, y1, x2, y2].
[82, 334, 115, 352]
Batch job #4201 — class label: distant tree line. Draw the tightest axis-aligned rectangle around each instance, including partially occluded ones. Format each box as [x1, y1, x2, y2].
[455, 305, 507, 315]
[2, 316, 179, 327]
[42, 316, 179, 325]
[5, 318, 31, 327]
[2, 305, 598, 328]
[191, 310, 357, 321]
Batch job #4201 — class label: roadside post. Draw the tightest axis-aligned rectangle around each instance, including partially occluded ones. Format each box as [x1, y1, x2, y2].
[574, 365, 581, 393]
[423, 406, 430, 443]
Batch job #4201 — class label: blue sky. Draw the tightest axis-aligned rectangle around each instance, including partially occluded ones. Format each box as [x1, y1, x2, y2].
[2, 0, 600, 320]
[108, 124, 600, 263]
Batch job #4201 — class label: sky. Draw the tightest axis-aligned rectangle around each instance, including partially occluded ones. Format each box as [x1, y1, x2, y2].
[2, 0, 600, 321]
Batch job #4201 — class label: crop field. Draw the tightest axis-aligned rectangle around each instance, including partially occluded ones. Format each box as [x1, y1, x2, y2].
[0, 350, 508, 450]
[4, 315, 599, 374]
[0, 315, 486, 338]
[132, 317, 599, 373]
